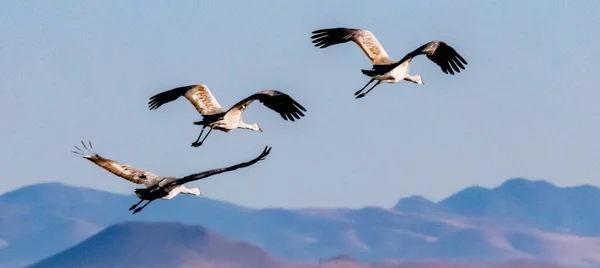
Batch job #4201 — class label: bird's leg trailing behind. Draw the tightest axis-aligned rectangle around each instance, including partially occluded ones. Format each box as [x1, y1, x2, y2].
[191, 127, 212, 147]
[356, 80, 382, 99]
[354, 78, 375, 97]
[132, 200, 153, 214]
[129, 199, 144, 211]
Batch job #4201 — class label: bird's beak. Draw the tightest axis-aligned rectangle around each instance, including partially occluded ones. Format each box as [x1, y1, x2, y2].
[259, 128, 263, 132]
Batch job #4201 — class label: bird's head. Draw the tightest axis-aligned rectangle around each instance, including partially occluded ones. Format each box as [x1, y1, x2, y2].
[253, 123, 263, 132]
[191, 187, 203, 196]
[414, 75, 424, 85]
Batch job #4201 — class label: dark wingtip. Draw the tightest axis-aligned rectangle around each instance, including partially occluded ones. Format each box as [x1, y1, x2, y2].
[294, 101, 307, 112]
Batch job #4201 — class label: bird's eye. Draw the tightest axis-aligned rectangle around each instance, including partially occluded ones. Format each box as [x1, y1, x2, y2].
[140, 174, 147, 179]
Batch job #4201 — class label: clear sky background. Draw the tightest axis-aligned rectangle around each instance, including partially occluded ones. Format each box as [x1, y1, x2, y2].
[1, 1, 599, 209]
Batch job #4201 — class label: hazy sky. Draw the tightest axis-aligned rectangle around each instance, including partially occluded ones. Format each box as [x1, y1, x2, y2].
[1, 1, 599, 208]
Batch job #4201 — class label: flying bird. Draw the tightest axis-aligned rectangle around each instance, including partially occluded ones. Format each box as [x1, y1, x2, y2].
[148, 85, 306, 147]
[311, 27, 468, 99]
[129, 145, 271, 214]
[73, 140, 202, 199]
[73, 141, 272, 214]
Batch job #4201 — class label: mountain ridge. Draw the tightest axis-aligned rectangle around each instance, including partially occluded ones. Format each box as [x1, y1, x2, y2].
[28, 221, 570, 268]
[3, 178, 600, 267]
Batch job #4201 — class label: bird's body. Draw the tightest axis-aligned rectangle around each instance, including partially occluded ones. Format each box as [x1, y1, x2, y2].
[72, 141, 201, 201]
[133, 177, 179, 201]
[311, 27, 468, 98]
[73, 141, 271, 214]
[134, 177, 198, 200]
[148, 85, 306, 147]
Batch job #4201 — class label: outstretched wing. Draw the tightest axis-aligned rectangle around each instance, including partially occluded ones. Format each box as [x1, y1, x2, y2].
[372, 41, 468, 76]
[311, 27, 394, 65]
[167, 146, 272, 187]
[72, 140, 161, 187]
[225, 90, 306, 122]
[148, 84, 226, 115]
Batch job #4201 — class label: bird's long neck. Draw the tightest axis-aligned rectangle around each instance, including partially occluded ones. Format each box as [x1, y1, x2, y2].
[404, 74, 420, 83]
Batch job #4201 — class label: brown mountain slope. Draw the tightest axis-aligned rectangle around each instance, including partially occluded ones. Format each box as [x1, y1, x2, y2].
[27, 221, 304, 268]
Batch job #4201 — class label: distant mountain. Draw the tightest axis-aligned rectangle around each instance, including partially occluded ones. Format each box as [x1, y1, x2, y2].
[393, 178, 600, 236]
[27, 222, 294, 268]
[393, 195, 435, 214]
[0, 182, 258, 268]
[28, 222, 568, 268]
[3, 179, 600, 268]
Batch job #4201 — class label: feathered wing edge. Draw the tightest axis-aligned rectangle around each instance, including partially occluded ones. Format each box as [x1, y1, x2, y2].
[71, 140, 96, 157]
[166, 146, 272, 187]
[363, 41, 468, 77]
[72, 140, 159, 186]
[228, 90, 307, 122]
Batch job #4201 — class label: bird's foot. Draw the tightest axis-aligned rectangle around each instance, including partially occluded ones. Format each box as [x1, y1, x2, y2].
[128, 204, 138, 211]
[354, 90, 363, 96]
[132, 208, 143, 214]
[191, 141, 203, 147]
[355, 93, 366, 99]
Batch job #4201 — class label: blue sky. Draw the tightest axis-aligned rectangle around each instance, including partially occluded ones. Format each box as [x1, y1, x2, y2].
[1, 1, 599, 208]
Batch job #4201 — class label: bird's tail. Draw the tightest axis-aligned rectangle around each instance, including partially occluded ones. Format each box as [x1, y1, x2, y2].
[71, 140, 99, 159]
[193, 113, 224, 126]
[361, 69, 380, 77]
[362, 61, 403, 77]
[134, 188, 150, 199]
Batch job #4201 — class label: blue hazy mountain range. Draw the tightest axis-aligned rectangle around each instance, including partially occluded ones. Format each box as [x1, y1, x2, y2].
[28, 222, 568, 268]
[3, 178, 600, 268]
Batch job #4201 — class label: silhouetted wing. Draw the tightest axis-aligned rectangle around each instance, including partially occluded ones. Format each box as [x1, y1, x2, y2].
[168, 146, 272, 187]
[311, 27, 393, 65]
[372, 41, 468, 76]
[72, 140, 161, 187]
[225, 90, 306, 122]
[148, 84, 225, 115]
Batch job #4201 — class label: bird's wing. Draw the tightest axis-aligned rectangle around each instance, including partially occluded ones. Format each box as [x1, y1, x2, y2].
[148, 84, 226, 115]
[166, 146, 272, 187]
[372, 41, 468, 76]
[72, 141, 161, 187]
[224, 90, 306, 122]
[311, 27, 393, 64]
